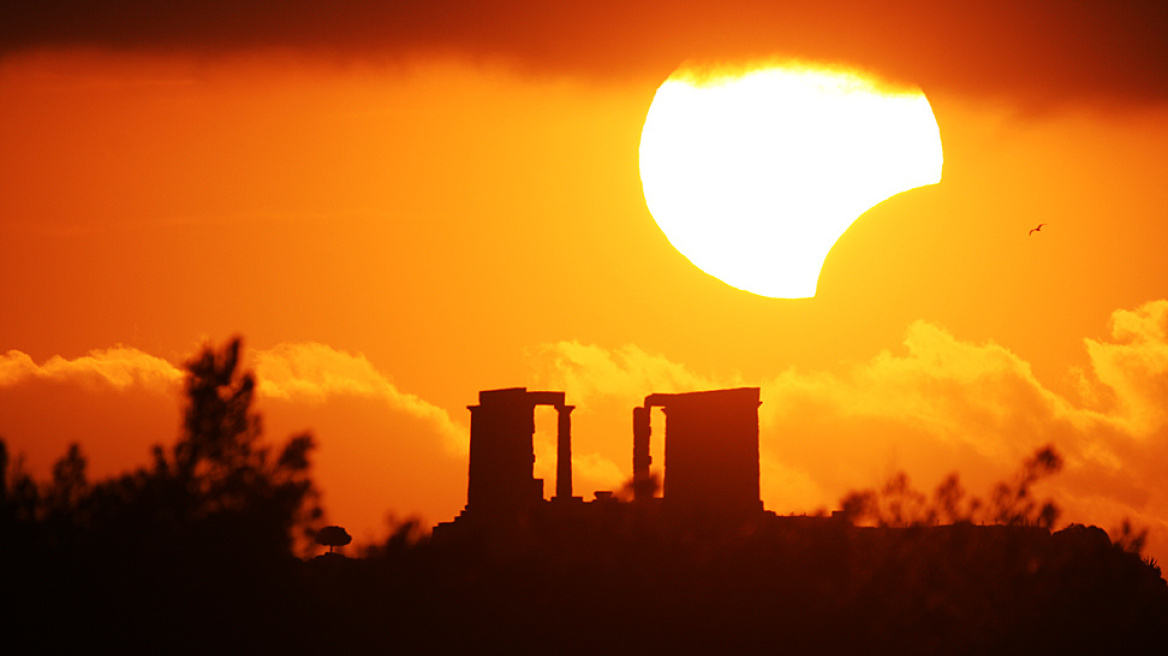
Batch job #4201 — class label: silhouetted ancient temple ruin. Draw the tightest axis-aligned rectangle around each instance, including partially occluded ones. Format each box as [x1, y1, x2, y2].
[435, 385, 766, 539]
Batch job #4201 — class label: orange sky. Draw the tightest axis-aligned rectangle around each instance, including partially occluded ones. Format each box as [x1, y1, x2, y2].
[3, 3, 1168, 556]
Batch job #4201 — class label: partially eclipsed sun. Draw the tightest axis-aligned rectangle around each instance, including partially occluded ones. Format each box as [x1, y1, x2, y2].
[639, 61, 943, 298]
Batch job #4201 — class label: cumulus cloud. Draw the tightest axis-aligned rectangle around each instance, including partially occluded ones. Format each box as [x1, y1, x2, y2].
[532, 300, 1168, 556]
[769, 320, 1093, 462]
[0, 346, 183, 391]
[252, 342, 466, 454]
[531, 340, 737, 409]
[1084, 300, 1168, 436]
[1, 1, 1166, 106]
[0, 341, 466, 454]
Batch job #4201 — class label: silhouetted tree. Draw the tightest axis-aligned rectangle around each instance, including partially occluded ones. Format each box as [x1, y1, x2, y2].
[0, 437, 42, 554]
[1115, 518, 1150, 555]
[111, 337, 325, 558]
[0, 437, 39, 525]
[46, 443, 88, 514]
[2, 339, 330, 653]
[988, 445, 1063, 529]
[2, 338, 322, 562]
[316, 525, 352, 554]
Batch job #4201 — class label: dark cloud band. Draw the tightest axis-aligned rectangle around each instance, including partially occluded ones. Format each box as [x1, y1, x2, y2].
[2, 1, 1166, 106]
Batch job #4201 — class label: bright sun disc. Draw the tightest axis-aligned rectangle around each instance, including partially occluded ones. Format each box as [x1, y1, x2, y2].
[639, 61, 943, 298]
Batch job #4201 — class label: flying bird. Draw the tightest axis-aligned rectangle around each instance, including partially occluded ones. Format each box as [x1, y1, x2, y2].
[1029, 223, 1046, 236]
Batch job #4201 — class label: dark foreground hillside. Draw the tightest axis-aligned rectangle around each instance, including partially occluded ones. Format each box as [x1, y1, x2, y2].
[313, 519, 1168, 656]
[6, 514, 1167, 655]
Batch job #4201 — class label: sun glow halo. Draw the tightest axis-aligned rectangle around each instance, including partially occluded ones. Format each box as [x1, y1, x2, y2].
[639, 62, 943, 298]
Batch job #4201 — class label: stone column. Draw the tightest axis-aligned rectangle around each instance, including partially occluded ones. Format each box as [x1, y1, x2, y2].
[632, 405, 653, 501]
[555, 405, 575, 500]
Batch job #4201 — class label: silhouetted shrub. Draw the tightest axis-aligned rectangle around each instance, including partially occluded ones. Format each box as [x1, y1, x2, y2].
[842, 445, 1063, 530]
[316, 525, 352, 554]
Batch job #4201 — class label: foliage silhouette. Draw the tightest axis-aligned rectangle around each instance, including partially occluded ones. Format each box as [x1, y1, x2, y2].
[841, 445, 1064, 530]
[2, 338, 323, 653]
[316, 525, 352, 554]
